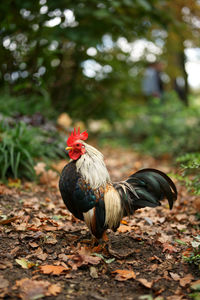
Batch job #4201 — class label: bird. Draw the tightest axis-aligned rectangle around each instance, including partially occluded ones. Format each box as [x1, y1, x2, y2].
[59, 128, 177, 241]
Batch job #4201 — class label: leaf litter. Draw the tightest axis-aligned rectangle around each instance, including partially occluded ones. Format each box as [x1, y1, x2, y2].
[0, 146, 199, 299]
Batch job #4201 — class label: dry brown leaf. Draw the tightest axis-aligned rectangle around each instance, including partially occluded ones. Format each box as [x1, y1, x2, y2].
[90, 266, 98, 279]
[34, 162, 46, 175]
[166, 296, 184, 300]
[39, 170, 58, 185]
[117, 225, 132, 233]
[112, 269, 136, 281]
[29, 242, 39, 248]
[170, 272, 181, 281]
[15, 278, 61, 299]
[46, 284, 62, 296]
[120, 220, 128, 225]
[40, 225, 58, 231]
[162, 243, 178, 253]
[179, 274, 194, 287]
[0, 275, 9, 289]
[0, 216, 19, 225]
[44, 233, 57, 244]
[0, 260, 13, 270]
[191, 279, 200, 291]
[39, 265, 69, 275]
[0, 275, 9, 298]
[194, 198, 200, 212]
[28, 247, 48, 261]
[68, 252, 101, 270]
[137, 278, 153, 288]
[157, 232, 172, 243]
[175, 214, 187, 221]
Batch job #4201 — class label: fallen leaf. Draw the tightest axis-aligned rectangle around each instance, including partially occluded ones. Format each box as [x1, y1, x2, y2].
[137, 278, 154, 288]
[139, 295, 153, 300]
[0, 275, 9, 298]
[162, 243, 177, 253]
[170, 273, 181, 281]
[175, 214, 187, 221]
[0, 216, 19, 225]
[90, 266, 98, 279]
[15, 258, 35, 269]
[93, 253, 115, 264]
[166, 296, 184, 300]
[39, 265, 69, 275]
[0, 275, 9, 289]
[39, 170, 58, 185]
[32, 247, 48, 261]
[29, 242, 39, 248]
[46, 284, 62, 296]
[157, 233, 172, 243]
[44, 233, 58, 244]
[120, 220, 128, 225]
[190, 279, 200, 291]
[0, 260, 13, 269]
[182, 247, 192, 257]
[16, 278, 61, 299]
[34, 162, 46, 175]
[8, 178, 21, 188]
[112, 269, 136, 281]
[117, 225, 132, 233]
[179, 274, 194, 287]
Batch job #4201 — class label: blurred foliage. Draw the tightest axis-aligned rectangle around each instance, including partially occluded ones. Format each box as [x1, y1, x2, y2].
[99, 91, 200, 196]
[0, 120, 64, 180]
[130, 93, 200, 156]
[99, 92, 200, 156]
[0, 0, 172, 122]
[0, 90, 55, 119]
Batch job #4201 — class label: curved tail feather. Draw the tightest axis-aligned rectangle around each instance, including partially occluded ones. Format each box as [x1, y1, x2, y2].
[114, 168, 177, 217]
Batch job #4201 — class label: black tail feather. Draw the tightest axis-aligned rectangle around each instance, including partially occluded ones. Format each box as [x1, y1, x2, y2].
[114, 168, 177, 217]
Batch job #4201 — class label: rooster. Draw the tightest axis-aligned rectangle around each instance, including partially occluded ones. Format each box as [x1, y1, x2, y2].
[59, 128, 177, 241]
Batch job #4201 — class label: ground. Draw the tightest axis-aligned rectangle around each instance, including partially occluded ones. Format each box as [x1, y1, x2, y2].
[0, 147, 199, 300]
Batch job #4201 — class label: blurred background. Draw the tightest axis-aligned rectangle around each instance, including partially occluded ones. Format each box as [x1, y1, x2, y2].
[0, 0, 200, 193]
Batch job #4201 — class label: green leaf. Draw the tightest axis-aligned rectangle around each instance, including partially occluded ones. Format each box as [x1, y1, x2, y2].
[175, 239, 187, 245]
[93, 253, 115, 264]
[191, 282, 200, 292]
[104, 258, 115, 264]
[15, 258, 35, 269]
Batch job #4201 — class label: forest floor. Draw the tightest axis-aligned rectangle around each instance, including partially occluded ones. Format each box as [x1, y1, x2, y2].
[0, 147, 199, 300]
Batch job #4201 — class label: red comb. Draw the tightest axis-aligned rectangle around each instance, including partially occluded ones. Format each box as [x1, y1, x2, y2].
[67, 127, 88, 146]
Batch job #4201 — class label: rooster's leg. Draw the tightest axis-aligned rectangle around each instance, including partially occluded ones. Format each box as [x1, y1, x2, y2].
[92, 231, 109, 253]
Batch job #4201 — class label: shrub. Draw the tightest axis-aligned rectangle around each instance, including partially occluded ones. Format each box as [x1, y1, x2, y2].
[0, 120, 65, 180]
[130, 93, 200, 157]
[0, 91, 56, 119]
[183, 235, 200, 270]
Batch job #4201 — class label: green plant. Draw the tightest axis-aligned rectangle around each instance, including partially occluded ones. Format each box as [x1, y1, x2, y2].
[177, 153, 200, 195]
[98, 92, 200, 158]
[130, 93, 200, 157]
[0, 91, 56, 119]
[0, 120, 65, 180]
[183, 236, 200, 270]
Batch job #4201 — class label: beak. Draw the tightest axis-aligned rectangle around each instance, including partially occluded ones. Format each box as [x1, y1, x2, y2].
[65, 146, 73, 151]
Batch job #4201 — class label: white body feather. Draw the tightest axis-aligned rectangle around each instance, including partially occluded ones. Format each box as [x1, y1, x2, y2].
[76, 142, 110, 189]
[76, 141, 122, 232]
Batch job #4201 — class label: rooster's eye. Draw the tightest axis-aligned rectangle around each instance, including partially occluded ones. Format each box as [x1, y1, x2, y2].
[76, 143, 80, 147]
